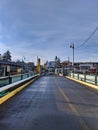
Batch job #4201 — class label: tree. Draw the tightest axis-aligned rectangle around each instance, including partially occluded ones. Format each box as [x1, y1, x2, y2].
[55, 56, 61, 68]
[2, 50, 12, 61]
[16, 59, 22, 63]
[55, 56, 58, 62]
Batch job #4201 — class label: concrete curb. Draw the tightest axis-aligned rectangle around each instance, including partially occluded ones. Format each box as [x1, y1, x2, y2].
[66, 76, 98, 90]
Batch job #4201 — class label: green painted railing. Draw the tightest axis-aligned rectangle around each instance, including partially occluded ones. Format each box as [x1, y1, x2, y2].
[0, 72, 37, 87]
[0, 73, 39, 97]
[68, 73, 98, 86]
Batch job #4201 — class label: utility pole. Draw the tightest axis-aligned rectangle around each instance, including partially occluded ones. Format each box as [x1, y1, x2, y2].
[70, 43, 74, 77]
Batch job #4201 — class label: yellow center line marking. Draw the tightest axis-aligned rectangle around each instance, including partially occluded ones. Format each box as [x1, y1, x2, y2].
[56, 83, 89, 130]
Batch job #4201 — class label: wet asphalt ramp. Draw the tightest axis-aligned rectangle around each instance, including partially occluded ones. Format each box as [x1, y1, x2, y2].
[0, 76, 98, 130]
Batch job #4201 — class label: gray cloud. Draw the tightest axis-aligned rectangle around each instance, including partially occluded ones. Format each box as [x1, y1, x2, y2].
[0, 0, 98, 64]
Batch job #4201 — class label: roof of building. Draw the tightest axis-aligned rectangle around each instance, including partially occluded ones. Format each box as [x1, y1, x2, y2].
[0, 60, 24, 67]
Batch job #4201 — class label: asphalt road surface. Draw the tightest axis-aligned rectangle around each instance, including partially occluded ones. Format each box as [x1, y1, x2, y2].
[0, 76, 98, 130]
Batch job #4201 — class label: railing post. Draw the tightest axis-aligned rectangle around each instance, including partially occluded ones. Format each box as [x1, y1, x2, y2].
[21, 74, 23, 80]
[84, 74, 86, 82]
[73, 73, 74, 78]
[95, 75, 97, 85]
[27, 73, 29, 77]
[9, 76, 12, 84]
[78, 73, 79, 80]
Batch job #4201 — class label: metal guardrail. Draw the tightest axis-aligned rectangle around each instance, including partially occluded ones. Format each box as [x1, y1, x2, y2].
[0, 73, 39, 97]
[0, 73, 37, 87]
[69, 73, 98, 85]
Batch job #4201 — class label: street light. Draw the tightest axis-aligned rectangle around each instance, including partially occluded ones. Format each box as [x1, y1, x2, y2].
[70, 43, 74, 77]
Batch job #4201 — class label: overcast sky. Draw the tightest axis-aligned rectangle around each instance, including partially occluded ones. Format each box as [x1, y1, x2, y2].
[0, 0, 98, 64]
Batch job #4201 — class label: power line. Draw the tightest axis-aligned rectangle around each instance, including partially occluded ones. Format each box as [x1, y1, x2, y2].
[76, 26, 98, 49]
